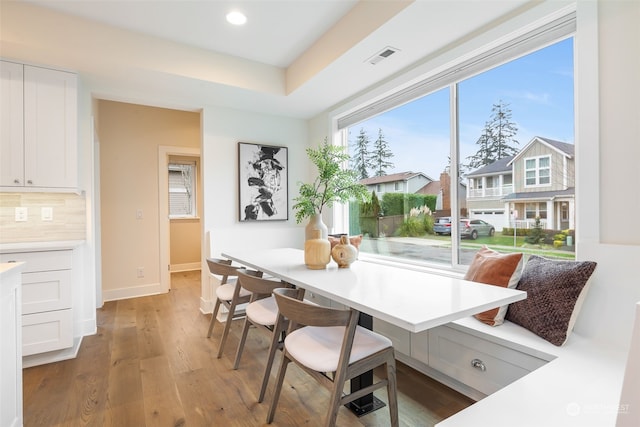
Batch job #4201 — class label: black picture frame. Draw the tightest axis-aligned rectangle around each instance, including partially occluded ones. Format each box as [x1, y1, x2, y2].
[238, 142, 288, 221]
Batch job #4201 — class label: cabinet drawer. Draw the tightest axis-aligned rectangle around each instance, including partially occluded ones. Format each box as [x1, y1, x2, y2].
[428, 325, 547, 395]
[22, 270, 72, 314]
[0, 250, 72, 273]
[22, 309, 73, 356]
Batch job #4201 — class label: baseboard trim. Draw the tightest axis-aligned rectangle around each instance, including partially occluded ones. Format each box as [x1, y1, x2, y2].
[170, 262, 201, 272]
[102, 282, 163, 302]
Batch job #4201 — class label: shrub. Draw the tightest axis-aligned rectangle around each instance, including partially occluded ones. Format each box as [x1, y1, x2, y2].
[397, 216, 424, 237]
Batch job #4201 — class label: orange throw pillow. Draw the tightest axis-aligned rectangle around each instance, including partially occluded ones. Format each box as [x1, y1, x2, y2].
[464, 246, 523, 326]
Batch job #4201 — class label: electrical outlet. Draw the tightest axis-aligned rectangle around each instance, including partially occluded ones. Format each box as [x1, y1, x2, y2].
[136, 209, 143, 219]
[137, 267, 144, 278]
[15, 207, 28, 222]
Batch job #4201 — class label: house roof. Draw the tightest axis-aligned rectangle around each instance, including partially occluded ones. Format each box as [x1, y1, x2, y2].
[465, 136, 575, 177]
[466, 156, 514, 177]
[359, 171, 433, 186]
[502, 187, 575, 201]
[508, 136, 574, 166]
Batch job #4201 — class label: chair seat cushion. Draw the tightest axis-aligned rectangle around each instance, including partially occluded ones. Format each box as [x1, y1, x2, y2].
[285, 325, 392, 372]
[216, 281, 251, 300]
[246, 296, 278, 326]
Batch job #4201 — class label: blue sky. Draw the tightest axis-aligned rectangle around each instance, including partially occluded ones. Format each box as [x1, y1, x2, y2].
[349, 37, 574, 179]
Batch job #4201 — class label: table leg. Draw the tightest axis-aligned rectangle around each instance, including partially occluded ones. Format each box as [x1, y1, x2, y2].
[345, 312, 386, 416]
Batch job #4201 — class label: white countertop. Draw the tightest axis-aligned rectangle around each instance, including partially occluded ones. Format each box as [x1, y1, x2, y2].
[222, 247, 526, 333]
[0, 240, 85, 253]
[0, 261, 24, 276]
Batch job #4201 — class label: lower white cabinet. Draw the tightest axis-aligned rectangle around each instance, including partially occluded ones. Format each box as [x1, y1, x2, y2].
[427, 324, 547, 395]
[0, 263, 23, 427]
[0, 249, 74, 361]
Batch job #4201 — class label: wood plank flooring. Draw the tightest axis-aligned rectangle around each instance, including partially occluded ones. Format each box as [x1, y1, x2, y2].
[23, 271, 473, 426]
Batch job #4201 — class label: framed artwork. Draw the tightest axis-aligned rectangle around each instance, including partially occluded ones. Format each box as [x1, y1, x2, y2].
[238, 142, 288, 221]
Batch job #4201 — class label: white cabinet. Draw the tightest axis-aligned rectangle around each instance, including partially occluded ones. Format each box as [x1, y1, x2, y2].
[427, 324, 547, 396]
[0, 60, 77, 190]
[0, 262, 23, 427]
[0, 250, 74, 361]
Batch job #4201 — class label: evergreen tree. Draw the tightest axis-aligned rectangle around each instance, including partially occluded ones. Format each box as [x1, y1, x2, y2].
[465, 100, 519, 170]
[370, 128, 394, 177]
[351, 128, 372, 179]
[488, 100, 519, 159]
[465, 122, 494, 170]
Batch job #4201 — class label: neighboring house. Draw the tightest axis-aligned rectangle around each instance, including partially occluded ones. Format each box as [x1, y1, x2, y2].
[360, 171, 434, 197]
[466, 136, 575, 231]
[416, 172, 467, 214]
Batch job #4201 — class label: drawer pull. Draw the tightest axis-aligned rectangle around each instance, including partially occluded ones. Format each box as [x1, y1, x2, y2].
[471, 358, 486, 372]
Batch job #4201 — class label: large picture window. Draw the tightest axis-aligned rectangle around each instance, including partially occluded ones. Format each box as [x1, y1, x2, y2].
[340, 17, 576, 269]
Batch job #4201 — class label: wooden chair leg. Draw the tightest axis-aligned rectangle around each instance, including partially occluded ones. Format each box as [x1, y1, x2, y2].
[207, 299, 222, 338]
[232, 317, 252, 369]
[258, 321, 285, 403]
[266, 352, 291, 424]
[217, 301, 237, 358]
[386, 354, 399, 427]
[325, 382, 343, 427]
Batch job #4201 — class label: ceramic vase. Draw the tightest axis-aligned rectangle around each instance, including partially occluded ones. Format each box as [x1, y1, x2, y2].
[304, 229, 331, 270]
[331, 234, 358, 268]
[305, 214, 328, 241]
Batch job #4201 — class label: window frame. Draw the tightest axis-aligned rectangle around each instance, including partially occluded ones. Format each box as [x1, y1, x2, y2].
[332, 8, 576, 271]
[168, 161, 197, 219]
[525, 155, 552, 188]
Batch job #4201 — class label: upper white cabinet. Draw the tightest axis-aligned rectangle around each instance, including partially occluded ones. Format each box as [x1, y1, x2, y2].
[0, 60, 78, 190]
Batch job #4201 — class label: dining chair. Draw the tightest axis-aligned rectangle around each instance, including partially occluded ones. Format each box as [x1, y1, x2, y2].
[266, 288, 398, 427]
[232, 269, 299, 402]
[206, 258, 253, 358]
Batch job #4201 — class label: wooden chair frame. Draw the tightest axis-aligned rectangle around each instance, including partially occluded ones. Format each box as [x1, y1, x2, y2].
[205, 258, 253, 358]
[267, 288, 398, 427]
[232, 270, 300, 402]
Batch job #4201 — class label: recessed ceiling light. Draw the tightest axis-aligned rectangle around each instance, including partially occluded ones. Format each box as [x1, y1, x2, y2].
[226, 11, 247, 26]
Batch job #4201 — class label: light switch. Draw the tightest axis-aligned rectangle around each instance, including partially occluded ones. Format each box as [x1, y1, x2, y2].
[42, 207, 53, 221]
[136, 209, 143, 219]
[15, 207, 28, 222]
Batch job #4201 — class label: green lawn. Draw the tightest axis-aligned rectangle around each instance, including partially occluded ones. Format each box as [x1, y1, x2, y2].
[424, 232, 576, 259]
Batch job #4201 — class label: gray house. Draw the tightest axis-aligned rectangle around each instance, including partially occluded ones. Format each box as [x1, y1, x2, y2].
[466, 136, 575, 231]
[360, 171, 434, 197]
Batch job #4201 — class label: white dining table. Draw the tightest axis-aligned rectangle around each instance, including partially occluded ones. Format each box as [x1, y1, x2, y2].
[221, 247, 526, 333]
[221, 247, 526, 416]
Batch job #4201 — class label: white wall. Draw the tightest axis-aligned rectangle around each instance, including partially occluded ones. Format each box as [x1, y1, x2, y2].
[199, 105, 309, 312]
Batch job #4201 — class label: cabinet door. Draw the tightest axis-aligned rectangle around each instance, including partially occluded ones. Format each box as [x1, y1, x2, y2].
[23, 65, 77, 188]
[0, 60, 24, 187]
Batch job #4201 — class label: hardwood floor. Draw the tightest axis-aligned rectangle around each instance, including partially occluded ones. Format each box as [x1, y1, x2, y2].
[23, 271, 473, 426]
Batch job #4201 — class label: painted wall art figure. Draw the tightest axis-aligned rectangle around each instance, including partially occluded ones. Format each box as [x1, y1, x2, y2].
[238, 142, 288, 221]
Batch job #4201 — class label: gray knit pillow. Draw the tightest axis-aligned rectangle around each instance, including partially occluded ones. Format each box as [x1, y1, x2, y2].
[505, 255, 597, 346]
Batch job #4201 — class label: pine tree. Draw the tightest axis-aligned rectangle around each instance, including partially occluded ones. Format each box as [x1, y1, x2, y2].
[351, 128, 372, 179]
[465, 122, 494, 170]
[488, 100, 519, 159]
[370, 128, 394, 177]
[465, 100, 519, 170]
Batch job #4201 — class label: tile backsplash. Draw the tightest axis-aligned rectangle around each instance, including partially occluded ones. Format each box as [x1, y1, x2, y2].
[0, 192, 86, 243]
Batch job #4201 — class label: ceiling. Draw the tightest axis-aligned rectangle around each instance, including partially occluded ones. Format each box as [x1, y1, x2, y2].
[2, 0, 535, 118]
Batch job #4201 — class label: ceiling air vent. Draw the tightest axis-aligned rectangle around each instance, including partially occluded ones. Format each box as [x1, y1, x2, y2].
[367, 46, 399, 65]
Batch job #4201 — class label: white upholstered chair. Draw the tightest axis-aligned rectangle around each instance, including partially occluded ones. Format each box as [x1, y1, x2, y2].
[232, 269, 296, 402]
[206, 258, 252, 358]
[267, 288, 398, 427]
